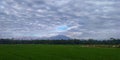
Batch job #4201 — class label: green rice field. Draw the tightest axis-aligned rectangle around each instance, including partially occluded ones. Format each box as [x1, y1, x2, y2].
[0, 44, 120, 60]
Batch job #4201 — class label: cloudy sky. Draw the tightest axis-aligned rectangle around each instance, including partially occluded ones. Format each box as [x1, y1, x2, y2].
[0, 0, 120, 39]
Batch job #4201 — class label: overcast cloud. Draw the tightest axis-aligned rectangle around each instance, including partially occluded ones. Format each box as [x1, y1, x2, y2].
[0, 0, 120, 39]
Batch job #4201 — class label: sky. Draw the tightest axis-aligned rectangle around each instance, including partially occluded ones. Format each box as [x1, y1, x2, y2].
[0, 0, 120, 39]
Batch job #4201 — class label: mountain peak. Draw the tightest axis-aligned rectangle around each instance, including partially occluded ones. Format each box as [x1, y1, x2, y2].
[48, 35, 71, 40]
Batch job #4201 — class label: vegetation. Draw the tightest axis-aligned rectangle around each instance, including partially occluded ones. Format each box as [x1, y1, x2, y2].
[0, 38, 120, 60]
[0, 38, 120, 45]
[0, 45, 120, 60]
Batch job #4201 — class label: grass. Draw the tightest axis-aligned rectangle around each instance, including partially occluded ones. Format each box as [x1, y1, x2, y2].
[0, 44, 120, 60]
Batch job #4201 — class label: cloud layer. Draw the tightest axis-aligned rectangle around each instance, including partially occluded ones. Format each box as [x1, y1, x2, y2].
[0, 0, 120, 39]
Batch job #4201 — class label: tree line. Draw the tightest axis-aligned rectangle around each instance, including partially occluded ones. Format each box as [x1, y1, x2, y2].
[0, 38, 120, 45]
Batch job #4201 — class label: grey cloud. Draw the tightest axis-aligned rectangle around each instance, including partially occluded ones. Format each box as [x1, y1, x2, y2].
[0, 0, 120, 39]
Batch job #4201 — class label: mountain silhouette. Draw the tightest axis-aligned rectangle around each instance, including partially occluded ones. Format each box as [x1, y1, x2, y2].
[48, 35, 71, 40]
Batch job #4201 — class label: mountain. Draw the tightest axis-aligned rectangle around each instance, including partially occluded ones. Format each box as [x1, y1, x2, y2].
[48, 35, 71, 40]
[13, 35, 71, 40]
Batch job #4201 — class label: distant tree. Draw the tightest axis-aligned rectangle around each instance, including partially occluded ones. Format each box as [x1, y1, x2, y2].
[0, 38, 120, 45]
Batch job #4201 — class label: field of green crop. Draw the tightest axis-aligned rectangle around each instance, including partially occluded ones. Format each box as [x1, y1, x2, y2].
[0, 44, 120, 60]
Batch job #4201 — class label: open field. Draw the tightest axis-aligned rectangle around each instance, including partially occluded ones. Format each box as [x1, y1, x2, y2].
[0, 44, 120, 60]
